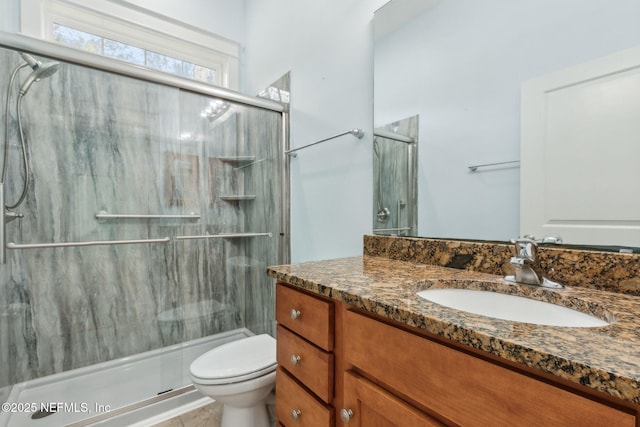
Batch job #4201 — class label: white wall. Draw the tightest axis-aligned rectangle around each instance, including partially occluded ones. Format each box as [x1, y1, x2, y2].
[2, 0, 639, 266]
[116, 0, 245, 44]
[4, 0, 385, 263]
[375, 0, 640, 242]
[245, 0, 386, 262]
[0, 0, 20, 32]
[2, 0, 244, 41]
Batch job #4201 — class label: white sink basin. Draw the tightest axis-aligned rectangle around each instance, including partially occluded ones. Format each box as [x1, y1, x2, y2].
[416, 288, 609, 327]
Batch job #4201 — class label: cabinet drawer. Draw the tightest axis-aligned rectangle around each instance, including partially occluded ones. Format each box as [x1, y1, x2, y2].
[343, 371, 445, 427]
[344, 309, 635, 427]
[277, 325, 334, 403]
[276, 284, 334, 351]
[276, 367, 334, 427]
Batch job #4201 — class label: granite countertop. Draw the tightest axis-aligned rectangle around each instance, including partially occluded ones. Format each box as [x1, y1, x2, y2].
[267, 255, 640, 406]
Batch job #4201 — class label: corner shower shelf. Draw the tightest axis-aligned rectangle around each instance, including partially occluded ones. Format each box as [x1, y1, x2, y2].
[220, 195, 256, 201]
[217, 156, 256, 164]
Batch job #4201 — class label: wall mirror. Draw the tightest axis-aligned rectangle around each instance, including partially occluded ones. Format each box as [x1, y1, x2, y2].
[373, 0, 640, 249]
[372, 115, 418, 236]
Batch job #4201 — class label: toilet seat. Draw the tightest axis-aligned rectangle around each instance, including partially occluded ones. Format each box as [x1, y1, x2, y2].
[190, 334, 276, 385]
[192, 363, 276, 385]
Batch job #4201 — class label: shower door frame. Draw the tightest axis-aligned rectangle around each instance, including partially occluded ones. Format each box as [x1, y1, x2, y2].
[0, 30, 291, 423]
[0, 31, 291, 266]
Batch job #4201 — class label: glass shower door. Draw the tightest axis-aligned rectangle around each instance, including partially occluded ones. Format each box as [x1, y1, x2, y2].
[0, 41, 285, 425]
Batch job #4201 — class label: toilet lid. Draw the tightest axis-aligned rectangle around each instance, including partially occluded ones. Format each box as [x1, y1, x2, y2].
[190, 334, 276, 385]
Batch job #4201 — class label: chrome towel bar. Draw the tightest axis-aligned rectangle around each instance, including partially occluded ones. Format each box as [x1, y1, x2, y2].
[286, 128, 364, 156]
[95, 211, 200, 220]
[468, 160, 520, 172]
[7, 237, 171, 249]
[373, 130, 414, 144]
[176, 232, 273, 240]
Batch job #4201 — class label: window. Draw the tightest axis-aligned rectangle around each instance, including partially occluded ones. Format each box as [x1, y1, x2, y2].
[20, 0, 240, 89]
[52, 24, 217, 85]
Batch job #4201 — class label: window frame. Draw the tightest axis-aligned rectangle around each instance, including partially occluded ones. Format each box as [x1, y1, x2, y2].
[20, 0, 240, 89]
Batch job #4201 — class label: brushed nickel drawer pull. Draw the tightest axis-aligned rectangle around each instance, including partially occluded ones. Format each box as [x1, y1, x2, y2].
[291, 409, 302, 420]
[340, 408, 354, 423]
[290, 309, 301, 320]
[290, 354, 301, 365]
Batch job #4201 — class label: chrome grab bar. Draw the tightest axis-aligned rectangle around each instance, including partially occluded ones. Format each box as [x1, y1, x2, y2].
[95, 211, 200, 220]
[396, 200, 405, 235]
[373, 227, 412, 233]
[7, 237, 171, 249]
[176, 232, 273, 240]
[6, 232, 272, 249]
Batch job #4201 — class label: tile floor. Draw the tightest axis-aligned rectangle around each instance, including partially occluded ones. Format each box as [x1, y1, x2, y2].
[151, 401, 276, 427]
[151, 402, 222, 427]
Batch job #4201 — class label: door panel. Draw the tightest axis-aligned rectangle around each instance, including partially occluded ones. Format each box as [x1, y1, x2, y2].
[521, 46, 640, 246]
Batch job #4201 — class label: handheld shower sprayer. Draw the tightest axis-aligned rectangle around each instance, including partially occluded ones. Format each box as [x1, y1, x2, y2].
[1, 51, 60, 263]
[2, 53, 59, 205]
[18, 53, 60, 96]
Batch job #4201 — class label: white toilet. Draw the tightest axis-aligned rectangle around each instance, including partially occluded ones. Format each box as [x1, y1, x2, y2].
[190, 334, 277, 427]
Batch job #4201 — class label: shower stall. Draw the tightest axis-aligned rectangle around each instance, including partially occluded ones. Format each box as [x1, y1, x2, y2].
[0, 34, 288, 426]
[373, 115, 418, 237]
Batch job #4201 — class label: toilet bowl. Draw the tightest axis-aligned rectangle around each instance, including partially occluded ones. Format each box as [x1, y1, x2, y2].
[190, 334, 276, 427]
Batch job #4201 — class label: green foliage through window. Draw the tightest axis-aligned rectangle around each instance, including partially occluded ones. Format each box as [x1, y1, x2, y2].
[53, 23, 217, 85]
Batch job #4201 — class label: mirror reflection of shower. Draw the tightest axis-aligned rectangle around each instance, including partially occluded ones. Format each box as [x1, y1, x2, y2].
[372, 115, 418, 236]
[1, 52, 60, 262]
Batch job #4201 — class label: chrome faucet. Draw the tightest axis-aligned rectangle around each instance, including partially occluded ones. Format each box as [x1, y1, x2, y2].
[504, 238, 563, 289]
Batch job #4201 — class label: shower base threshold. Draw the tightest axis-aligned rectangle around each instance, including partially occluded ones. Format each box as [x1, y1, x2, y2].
[0, 328, 253, 427]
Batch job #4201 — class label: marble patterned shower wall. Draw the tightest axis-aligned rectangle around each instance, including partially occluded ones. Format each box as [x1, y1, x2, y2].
[373, 115, 418, 236]
[0, 47, 283, 388]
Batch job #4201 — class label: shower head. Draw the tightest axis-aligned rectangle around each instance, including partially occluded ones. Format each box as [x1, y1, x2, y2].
[18, 53, 60, 96]
[20, 53, 41, 69]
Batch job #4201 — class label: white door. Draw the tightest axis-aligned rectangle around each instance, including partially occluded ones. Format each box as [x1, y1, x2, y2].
[521, 46, 640, 247]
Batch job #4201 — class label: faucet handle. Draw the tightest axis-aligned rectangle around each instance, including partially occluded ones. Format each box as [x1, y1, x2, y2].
[541, 234, 563, 244]
[510, 238, 538, 261]
[520, 234, 563, 244]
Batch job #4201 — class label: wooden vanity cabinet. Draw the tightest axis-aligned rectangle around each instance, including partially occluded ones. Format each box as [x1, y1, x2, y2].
[342, 308, 638, 427]
[275, 284, 336, 426]
[275, 283, 639, 426]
